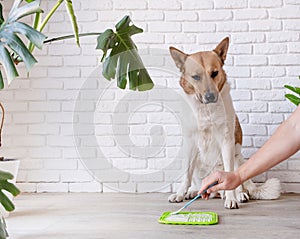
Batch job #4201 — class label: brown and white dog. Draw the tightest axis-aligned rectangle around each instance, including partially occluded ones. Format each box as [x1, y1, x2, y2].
[168, 37, 280, 209]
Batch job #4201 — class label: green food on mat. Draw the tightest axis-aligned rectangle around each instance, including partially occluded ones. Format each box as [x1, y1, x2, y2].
[158, 211, 218, 225]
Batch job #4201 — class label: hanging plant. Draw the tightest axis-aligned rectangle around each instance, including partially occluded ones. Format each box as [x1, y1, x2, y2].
[96, 16, 154, 91]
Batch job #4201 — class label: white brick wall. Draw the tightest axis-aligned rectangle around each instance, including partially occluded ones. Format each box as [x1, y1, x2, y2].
[0, 0, 300, 193]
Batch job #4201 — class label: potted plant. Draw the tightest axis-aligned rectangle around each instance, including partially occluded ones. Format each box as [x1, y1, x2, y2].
[0, 0, 48, 226]
[0, 102, 20, 219]
[0, 0, 153, 177]
[0, 0, 154, 172]
[0, 0, 153, 238]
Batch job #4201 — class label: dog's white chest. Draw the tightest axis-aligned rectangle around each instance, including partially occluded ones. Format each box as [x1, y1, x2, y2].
[186, 84, 236, 163]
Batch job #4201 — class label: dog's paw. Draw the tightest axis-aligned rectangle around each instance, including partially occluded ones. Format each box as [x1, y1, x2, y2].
[168, 193, 185, 203]
[219, 190, 225, 199]
[238, 190, 250, 203]
[185, 190, 198, 200]
[224, 199, 239, 209]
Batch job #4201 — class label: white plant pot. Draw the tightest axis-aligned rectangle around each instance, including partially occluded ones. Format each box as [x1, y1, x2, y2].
[0, 159, 20, 218]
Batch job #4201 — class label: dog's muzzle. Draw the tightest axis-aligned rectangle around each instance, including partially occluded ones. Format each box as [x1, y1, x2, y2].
[204, 92, 218, 104]
[196, 92, 218, 104]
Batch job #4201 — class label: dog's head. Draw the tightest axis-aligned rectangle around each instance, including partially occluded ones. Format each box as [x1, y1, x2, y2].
[170, 37, 229, 104]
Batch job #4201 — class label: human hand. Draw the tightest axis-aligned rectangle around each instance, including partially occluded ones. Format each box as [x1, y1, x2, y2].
[198, 171, 242, 200]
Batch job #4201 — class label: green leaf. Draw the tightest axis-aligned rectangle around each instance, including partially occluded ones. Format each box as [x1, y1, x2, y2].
[97, 15, 154, 91]
[115, 15, 131, 32]
[0, 44, 19, 85]
[117, 56, 128, 89]
[128, 69, 139, 90]
[96, 29, 116, 61]
[102, 55, 117, 80]
[114, 15, 143, 36]
[0, 0, 45, 87]
[8, 0, 43, 22]
[0, 71, 3, 90]
[0, 4, 4, 25]
[64, 0, 80, 47]
[285, 94, 300, 106]
[138, 68, 154, 91]
[11, 22, 46, 49]
[0, 171, 13, 181]
[284, 85, 300, 95]
[0, 191, 15, 212]
[0, 170, 20, 213]
[5, 32, 37, 71]
[0, 181, 20, 197]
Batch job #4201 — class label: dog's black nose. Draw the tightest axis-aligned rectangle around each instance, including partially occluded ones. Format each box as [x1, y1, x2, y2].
[204, 92, 217, 103]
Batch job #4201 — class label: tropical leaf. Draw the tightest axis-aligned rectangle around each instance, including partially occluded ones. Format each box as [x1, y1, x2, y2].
[64, 0, 80, 47]
[96, 15, 154, 91]
[8, 0, 43, 22]
[284, 77, 300, 106]
[0, 45, 19, 85]
[284, 84, 300, 95]
[0, 170, 20, 212]
[96, 29, 116, 61]
[0, 0, 46, 88]
[0, 170, 20, 239]
[0, 171, 13, 181]
[285, 94, 300, 106]
[0, 4, 4, 25]
[0, 72, 4, 90]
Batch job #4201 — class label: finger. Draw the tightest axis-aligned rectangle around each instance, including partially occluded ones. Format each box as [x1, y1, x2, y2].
[206, 184, 223, 194]
[198, 174, 219, 194]
[201, 192, 210, 200]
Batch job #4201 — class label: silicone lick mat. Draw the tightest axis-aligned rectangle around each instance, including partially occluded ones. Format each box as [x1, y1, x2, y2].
[158, 211, 218, 225]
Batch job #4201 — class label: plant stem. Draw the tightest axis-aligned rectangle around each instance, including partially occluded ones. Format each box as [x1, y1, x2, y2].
[33, 12, 42, 30]
[43, 32, 102, 44]
[28, 12, 42, 53]
[29, 0, 64, 54]
[38, 0, 64, 32]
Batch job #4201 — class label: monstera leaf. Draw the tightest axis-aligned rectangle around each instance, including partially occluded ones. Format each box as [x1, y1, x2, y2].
[96, 16, 154, 91]
[0, 0, 46, 89]
[0, 170, 20, 239]
[285, 76, 300, 106]
[0, 170, 20, 212]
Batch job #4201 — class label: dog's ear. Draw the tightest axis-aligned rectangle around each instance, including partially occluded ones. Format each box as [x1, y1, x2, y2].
[213, 37, 229, 65]
[169, 47, 187, 72]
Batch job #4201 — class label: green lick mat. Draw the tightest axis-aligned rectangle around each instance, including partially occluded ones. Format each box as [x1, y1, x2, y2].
[158, 211, 218, 225]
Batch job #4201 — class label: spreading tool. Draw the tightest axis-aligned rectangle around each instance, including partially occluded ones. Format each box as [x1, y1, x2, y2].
[170, 181, 218, 215]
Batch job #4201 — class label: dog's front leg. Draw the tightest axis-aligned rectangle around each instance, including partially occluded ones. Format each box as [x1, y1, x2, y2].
[185, 161, 202, 200]
[221, 141, 239, 209]
[168, 142, 198, 203]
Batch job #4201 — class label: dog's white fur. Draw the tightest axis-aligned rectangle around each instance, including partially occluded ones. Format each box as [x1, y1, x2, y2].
[168, 38, 281, 209]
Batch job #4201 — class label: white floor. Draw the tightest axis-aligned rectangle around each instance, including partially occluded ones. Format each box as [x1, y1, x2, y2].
[6, 193, 300, 239]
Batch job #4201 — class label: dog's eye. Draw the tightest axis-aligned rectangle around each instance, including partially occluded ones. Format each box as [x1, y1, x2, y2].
[192, 75, 201, 81]
[211, 71, 219, 78]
